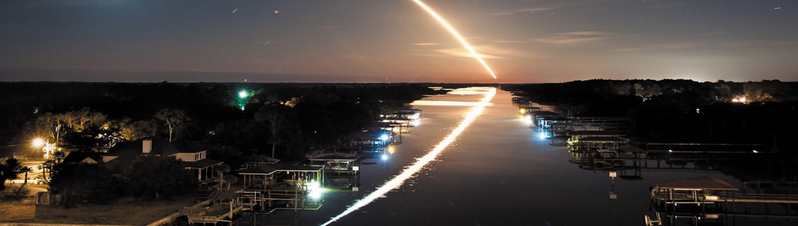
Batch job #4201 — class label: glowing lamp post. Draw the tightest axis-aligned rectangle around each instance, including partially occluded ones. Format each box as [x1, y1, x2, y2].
[33, 138, 56, 180]
[32, 138, 54, 159]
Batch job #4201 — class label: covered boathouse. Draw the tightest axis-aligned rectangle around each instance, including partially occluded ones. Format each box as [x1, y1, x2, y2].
[238, 163, 324, 212]
[651, 176, 739, 206]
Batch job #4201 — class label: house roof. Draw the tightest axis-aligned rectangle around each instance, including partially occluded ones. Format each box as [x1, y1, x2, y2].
[106, 138, 177, 157]
[239, 163, 323, 175]
[655, 176, 739, 190]
[62, 152, 103, 164]
[105, 138, 200, 158]
[182, 158, 224, 169]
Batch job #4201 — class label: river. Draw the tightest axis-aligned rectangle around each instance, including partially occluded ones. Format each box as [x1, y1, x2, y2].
[239, 87, 793, 226]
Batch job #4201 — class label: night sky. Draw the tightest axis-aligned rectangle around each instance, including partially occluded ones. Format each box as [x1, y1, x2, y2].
[1, 0, 795, 83]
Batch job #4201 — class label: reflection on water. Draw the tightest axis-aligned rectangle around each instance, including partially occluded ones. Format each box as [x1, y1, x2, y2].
[237, 88, 797, 226]
[319, 88, 496, 225]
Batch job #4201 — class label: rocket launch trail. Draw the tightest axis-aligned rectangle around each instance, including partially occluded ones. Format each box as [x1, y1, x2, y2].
[413, 0, 497, 79]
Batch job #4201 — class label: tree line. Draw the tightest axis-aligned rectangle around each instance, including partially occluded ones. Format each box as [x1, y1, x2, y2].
[0, 82, 441, 205]
[503, 79, 798, 153]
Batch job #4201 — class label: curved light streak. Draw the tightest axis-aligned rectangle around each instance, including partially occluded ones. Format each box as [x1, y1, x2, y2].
[413, 0, 497, 79]
[411, 100, 494, 106]
[321, 87, 496, 226]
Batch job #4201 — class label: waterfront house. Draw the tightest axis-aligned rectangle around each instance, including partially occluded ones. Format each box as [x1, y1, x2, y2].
[103, 138, 224, 182]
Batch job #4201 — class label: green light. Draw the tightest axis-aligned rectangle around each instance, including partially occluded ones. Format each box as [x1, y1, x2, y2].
[237, 90, 250, 110]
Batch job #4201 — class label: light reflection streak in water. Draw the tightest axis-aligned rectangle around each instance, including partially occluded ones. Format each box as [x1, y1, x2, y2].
[411, 100, 494, 106]
[321, 87, 496, 226]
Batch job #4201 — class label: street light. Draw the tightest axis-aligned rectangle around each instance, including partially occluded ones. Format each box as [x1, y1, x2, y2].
[32, 138, 55, 159]
[32, 138, 45, 148]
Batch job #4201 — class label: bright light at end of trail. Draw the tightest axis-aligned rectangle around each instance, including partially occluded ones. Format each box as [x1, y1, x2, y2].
[413, 0, 497, 79]
[321, 88, 496, 226]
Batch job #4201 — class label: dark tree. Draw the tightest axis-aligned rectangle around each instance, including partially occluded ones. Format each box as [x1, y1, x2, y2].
[255, 103, 295, 159]
[121, 155, 197, 200]
[49, 164, 121, 207]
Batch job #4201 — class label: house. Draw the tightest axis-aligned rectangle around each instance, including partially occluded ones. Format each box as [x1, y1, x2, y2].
[101, 138, 224, 181]
[61, 152, 104, 164]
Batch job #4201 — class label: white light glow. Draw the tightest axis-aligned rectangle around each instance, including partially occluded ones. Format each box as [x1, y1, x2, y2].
[321, 88, 496, 226]
[309, 189, 323, 199]
[411, 100, 494, 106]
[308, 181, 320, 191]
[522, 115, 532, 124]
[410, 119, 420, 127]
[32, 138, 45, 147]
[413, 0, 497, 79]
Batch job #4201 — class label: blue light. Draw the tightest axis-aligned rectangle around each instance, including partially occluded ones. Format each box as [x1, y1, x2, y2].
[381, 154, 389, 161]
[380, 134, 390, 141]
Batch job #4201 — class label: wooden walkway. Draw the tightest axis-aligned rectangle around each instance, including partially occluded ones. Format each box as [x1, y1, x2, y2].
[653, 193, 798, 204]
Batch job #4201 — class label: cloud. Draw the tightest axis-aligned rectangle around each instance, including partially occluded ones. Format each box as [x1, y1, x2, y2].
[413, 42, 440, 46]
[724, 40, 797, 48]
[615, 43, 692, 52]
[490, 1, 687, 16]
[489, 7, 557, 16]
[533, 31, 613, 44]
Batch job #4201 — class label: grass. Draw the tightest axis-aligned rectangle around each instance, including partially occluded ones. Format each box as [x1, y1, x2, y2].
[0, 183, 41, 222]
[1, 183, 199, 225]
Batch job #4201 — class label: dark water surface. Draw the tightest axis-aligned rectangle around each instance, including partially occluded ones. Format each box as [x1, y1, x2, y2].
[240, 88, 790, 226]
